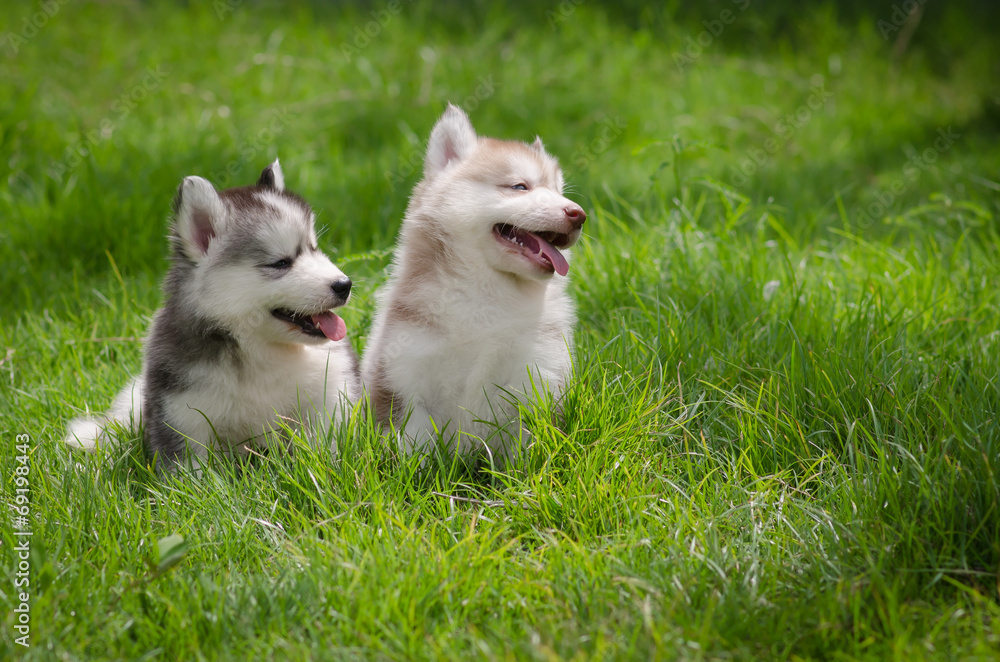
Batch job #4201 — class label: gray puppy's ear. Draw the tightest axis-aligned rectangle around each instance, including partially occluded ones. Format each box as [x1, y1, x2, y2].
[256, 158, 285, 191]
[424, 103, 478, 179]
[530, 136, 546, 153]
[173, 176, 227, 262]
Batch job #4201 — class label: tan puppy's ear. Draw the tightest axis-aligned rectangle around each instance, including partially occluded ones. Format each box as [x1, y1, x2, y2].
[424, 103, 478, 179]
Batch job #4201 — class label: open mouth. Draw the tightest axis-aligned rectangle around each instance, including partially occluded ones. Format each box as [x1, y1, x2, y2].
[270, 309, 346, 341]
[492, 224, 573, 276]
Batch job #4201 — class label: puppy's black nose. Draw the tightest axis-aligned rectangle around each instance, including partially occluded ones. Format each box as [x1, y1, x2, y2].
[332, 277, 352, 297]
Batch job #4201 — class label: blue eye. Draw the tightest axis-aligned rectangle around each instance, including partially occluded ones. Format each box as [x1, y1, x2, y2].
[267, 258, 293, 269]
[511, 183, 528, 191]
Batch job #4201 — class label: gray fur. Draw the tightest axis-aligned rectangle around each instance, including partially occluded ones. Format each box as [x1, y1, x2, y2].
[141, 302, 243, 463]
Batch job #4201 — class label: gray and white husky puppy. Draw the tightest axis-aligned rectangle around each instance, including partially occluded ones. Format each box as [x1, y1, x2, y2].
[65, 160, 360, 468]
[362, 105, 586, 461]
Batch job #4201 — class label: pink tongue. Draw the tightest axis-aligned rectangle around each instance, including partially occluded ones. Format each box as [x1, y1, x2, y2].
[528, 232, 570, 276]
[312, 311, 346, 341]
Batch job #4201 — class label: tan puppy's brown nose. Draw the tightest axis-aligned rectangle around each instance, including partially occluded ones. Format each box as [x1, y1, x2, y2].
[564, 204, 586, 230]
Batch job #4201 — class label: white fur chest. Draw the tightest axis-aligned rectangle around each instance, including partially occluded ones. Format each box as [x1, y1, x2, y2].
[380, 277, 574, 450]
[163, 343, 346, 451]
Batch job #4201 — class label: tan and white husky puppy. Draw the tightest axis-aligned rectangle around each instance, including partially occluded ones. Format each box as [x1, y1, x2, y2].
[362, 105, 586, 460]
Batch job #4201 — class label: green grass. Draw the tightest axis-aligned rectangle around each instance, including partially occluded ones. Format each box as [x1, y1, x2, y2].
[2, 1, 1000, 659]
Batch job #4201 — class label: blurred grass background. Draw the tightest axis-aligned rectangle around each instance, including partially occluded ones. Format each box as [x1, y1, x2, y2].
[1, 0, 997, 317]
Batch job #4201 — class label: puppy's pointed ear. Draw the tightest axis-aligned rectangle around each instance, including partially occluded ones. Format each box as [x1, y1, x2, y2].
[424, 103, 477, 179]
[530, 136, 546, 154]
[257, 159, 285, 191]
[173, 176, 227, 262]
